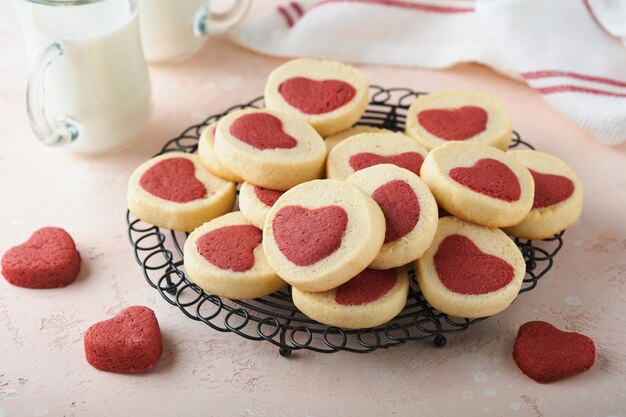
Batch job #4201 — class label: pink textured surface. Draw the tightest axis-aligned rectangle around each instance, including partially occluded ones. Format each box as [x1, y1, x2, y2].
[0, 1, 625, 415]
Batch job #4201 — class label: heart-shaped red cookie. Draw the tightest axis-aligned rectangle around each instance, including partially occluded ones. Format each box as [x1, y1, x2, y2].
[272, 205, 348, 266]
[279, 77, 356, 115]
[140, 157, 206, 203]
[1, 227, 81, 289]
[371, 180, 421, 243]
[514, 321, 595, 383]
[196, 225, 262, 272]
[418, 106, 488, 140]
[349, 152, 424, 176]
[434, 234, 514, 295]
[84, 306, 163, 373]
[530, 169, 575, 209]
[254, 186, 285, 207]
[229, 113, 298, 150]
[449, 158, 521, 202]
[335, 268, 397, 306]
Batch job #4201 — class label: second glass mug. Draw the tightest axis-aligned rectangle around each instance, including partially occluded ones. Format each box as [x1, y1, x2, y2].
[139, 0, 251, 63]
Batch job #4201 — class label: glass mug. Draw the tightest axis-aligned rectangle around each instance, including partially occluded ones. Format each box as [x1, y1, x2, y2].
[15, 0, 152, 154]
[139, 0, 251, 63]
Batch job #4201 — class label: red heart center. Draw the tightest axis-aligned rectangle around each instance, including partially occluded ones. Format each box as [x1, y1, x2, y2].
[371, 180, 421, 244]
[513, 321, 595, 383]
[434, 234, 514, 295]
[272, 205, 348, 266]
[530, 169, 575, 209]
[140, 158, 206, 203]
[418, 106, 488, 140]
[279, 77, 356, 115]
[449, 158, 521, 202]
[196, 225, 262, 272]
[254, 186, 285, 207]
[335, 268, 397, 306]
[229, 113, 298, 150]
[349, 152, 424, 176]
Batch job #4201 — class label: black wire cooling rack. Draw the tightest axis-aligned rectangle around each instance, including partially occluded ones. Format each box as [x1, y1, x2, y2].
[126, 86, 565, 356]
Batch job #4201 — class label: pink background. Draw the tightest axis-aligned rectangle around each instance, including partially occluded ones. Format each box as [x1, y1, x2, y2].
[1, 1, 625, 416]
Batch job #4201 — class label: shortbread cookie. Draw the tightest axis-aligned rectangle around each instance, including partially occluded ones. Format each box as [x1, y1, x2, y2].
[502, 150, 583, 240]
[264, 58, 369, 136]
[263, 179, 385, 292]
[2, 227, 81, 289]
[324, 125, 389, 153]
[420, 142, 534, 227]
[416, 216, 526, 318]
[214, 109, 326, 190]
[127, 152, 236, 232]
[513, 321, 595, 383]
[238, 181, 285, 229]
[347, 164, 438, 269]
[197, 122, 243, 182]
[184, 212, 285, 300]
[292, 268, 409, 329]
[327, 132, 429, 180]
[405, 91, 512, 151]
[84, 306, 162, 373]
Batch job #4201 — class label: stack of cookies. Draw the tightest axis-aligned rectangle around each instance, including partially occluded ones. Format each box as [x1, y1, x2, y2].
[127, 58, 583, 329]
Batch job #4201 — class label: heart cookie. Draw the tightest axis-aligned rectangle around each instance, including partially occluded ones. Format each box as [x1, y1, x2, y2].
[1, 227, 81, 289]
[214, 109, 326, 190]
[503, 150, 584, 240]
[513, 321, 595, 383]
[238, 181, 286, 229]
[292, 268, 409, 329]
[416, 216, 526, 318]
[198, 121, 243, 183]
[405, 90, 512, 151]
[184, 211, 285, 300]
[127, 152, 236, 232]
[84, 306, 162, 373]
[263, 179, 386, 292]
[264, 58, 369, 136]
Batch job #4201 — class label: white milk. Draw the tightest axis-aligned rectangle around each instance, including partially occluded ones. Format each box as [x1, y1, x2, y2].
[18, 0, 152, 154]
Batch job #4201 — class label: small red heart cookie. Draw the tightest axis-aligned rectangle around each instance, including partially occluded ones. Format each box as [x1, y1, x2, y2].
[292, 268, 410, 329]
[263, 179, 386, 292]
[198, 121, 243, 183]
[420, 142, 534, 227]
[327, 131, 428, 180]
[513, 321, 595, 383]
[214, 109, 326, 191]
[84, 306, 162, 373]
[1, 227, 80, 289]
[347, 164, 438, 270]
[264, 58, 369, 136]
[238, 181, 285, 229]
[416, 216, 526, 318]
[127, 152, 236, 232]
[405, 90, 512, 151]
[503, 150, 584, 240]
[184, 211, 285, 300]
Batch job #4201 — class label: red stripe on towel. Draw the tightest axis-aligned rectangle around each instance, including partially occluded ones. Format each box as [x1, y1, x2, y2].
[312, 0, 474, 14]
[523, 70, 626, 89]
[536, 85, 626, 98]
[291, 1, 305, 16]
[277, 5, 294, 27]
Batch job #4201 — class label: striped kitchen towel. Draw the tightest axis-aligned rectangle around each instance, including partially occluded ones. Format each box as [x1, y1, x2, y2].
[232, 0, 626, 145]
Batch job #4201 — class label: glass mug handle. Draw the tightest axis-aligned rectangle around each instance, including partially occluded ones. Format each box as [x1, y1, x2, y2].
[193, 0, 252, 36]
[27, 42, 78, 146]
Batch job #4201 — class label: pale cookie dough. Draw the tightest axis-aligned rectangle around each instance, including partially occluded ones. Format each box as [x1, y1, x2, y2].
[347, 164, 438, 269]
[214, 108, 326, 190]
[503, 150, 583, 240]
[184, 211, 286, 300]
[420, 142, 534, 227]
[326, 132, 429, 180]
[238, 181, 285, 229]
[292, 268, 409, 329]
[405, 91, 512, 151]
[324, 125, 390, 153]
[128, 152, 236, 232]
[416, 216, 525, 318]
[197, 121, 243, 183]
[263, 179, 386, 292]
[264, 58, 369, 136]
